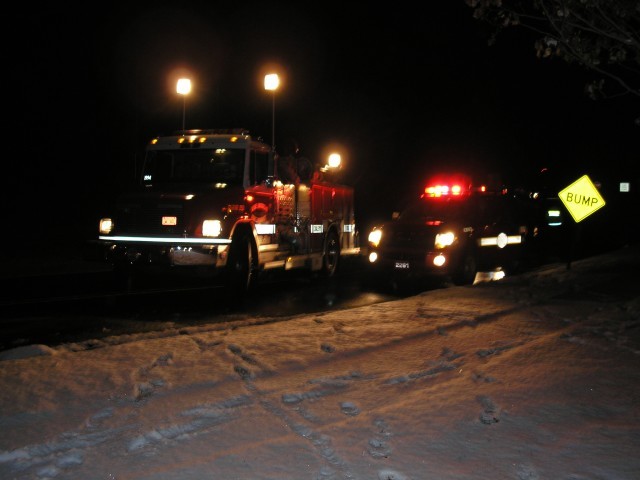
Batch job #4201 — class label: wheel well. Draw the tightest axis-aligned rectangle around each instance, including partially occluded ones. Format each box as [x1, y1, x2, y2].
[231, 223, 258, 266]
[325, 224, 340, 245]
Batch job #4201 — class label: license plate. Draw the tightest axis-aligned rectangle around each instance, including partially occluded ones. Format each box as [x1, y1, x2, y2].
[395, 262, 410, 269]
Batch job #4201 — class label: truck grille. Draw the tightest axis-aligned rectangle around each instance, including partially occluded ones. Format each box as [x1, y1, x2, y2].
[382, 227, 433, 261]
[115, 202, 184, 236]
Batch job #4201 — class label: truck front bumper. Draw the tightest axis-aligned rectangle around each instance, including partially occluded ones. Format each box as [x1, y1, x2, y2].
[101, 241, 228, 270]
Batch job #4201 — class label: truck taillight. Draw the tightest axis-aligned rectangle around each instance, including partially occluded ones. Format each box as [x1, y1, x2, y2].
[99, 218, 113, 235]
[202, 220, 222, 237]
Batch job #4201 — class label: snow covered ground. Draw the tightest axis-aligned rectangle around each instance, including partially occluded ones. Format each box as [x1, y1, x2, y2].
[1, 243, 639, 480]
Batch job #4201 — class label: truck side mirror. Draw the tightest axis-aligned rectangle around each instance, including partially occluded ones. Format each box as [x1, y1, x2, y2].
[267, 151, 276, 186]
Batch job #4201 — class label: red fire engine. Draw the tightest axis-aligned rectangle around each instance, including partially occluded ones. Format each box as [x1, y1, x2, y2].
[98, 129, 359, 296]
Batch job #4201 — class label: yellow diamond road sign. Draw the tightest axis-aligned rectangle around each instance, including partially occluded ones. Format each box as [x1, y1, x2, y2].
[558, 174, 606, 223]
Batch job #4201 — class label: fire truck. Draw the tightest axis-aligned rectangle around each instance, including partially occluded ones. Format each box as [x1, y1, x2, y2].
[98, 129, 359, 295]
[365, 173, 533, 287]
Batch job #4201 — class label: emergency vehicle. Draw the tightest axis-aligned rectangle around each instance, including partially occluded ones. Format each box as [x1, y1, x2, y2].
[98, 129, 359, 295]
[366, 174, 531, 286]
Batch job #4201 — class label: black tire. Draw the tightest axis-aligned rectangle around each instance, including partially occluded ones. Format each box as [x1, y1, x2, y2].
[225, 235, 255, 299]
[322, 230, 340, 277]
[504, 257, 523, 277]
[452, 251, 477, 286]
[112, 263, 135, 292]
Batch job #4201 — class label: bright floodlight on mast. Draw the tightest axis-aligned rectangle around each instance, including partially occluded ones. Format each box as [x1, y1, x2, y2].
[264, 73, 280, 151]
[176, 78, 192, 132]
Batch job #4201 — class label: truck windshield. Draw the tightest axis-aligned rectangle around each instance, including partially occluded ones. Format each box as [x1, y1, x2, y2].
[141, 148, 245, 186]
[405, 195, 520, 225]
[403, 198, 471, 222]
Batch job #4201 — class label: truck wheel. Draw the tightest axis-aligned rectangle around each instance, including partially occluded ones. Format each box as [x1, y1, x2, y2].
[322, 230, 340, 277]
[112, 263, 135, 292]
[226, 235, 255, 299]
[452, 252, 477, 286]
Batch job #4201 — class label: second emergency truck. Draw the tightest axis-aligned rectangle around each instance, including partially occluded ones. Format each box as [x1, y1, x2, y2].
[366, 174, 533, 287]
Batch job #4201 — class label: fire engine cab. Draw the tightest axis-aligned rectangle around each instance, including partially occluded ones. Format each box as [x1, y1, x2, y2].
[98, 129, 359, 295]
[366, 174, 531, 286]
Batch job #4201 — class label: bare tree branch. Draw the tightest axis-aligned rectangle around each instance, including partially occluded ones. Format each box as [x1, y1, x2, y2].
[465, 0, 640, 115]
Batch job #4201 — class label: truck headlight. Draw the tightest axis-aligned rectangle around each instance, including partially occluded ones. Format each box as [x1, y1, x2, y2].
[202, 219, 222, 237]
[99, 218, 113, 235]
[368, 228, 382, 247]
[435, 231, 455, 249]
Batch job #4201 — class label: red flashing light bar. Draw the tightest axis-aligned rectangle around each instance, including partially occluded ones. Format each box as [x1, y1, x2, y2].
[425, 184, 465, 197]
[423, 173, 491, 198]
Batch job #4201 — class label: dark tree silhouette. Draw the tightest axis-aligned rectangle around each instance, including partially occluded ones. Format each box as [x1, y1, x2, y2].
[466, 0, 640, 122]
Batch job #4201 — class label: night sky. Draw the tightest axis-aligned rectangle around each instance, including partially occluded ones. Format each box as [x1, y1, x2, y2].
[8, 2, 638, 248]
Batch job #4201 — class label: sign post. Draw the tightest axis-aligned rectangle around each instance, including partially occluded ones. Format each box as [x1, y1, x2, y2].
[558, 174, 606, 223]
[558, 175, 606, 270]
